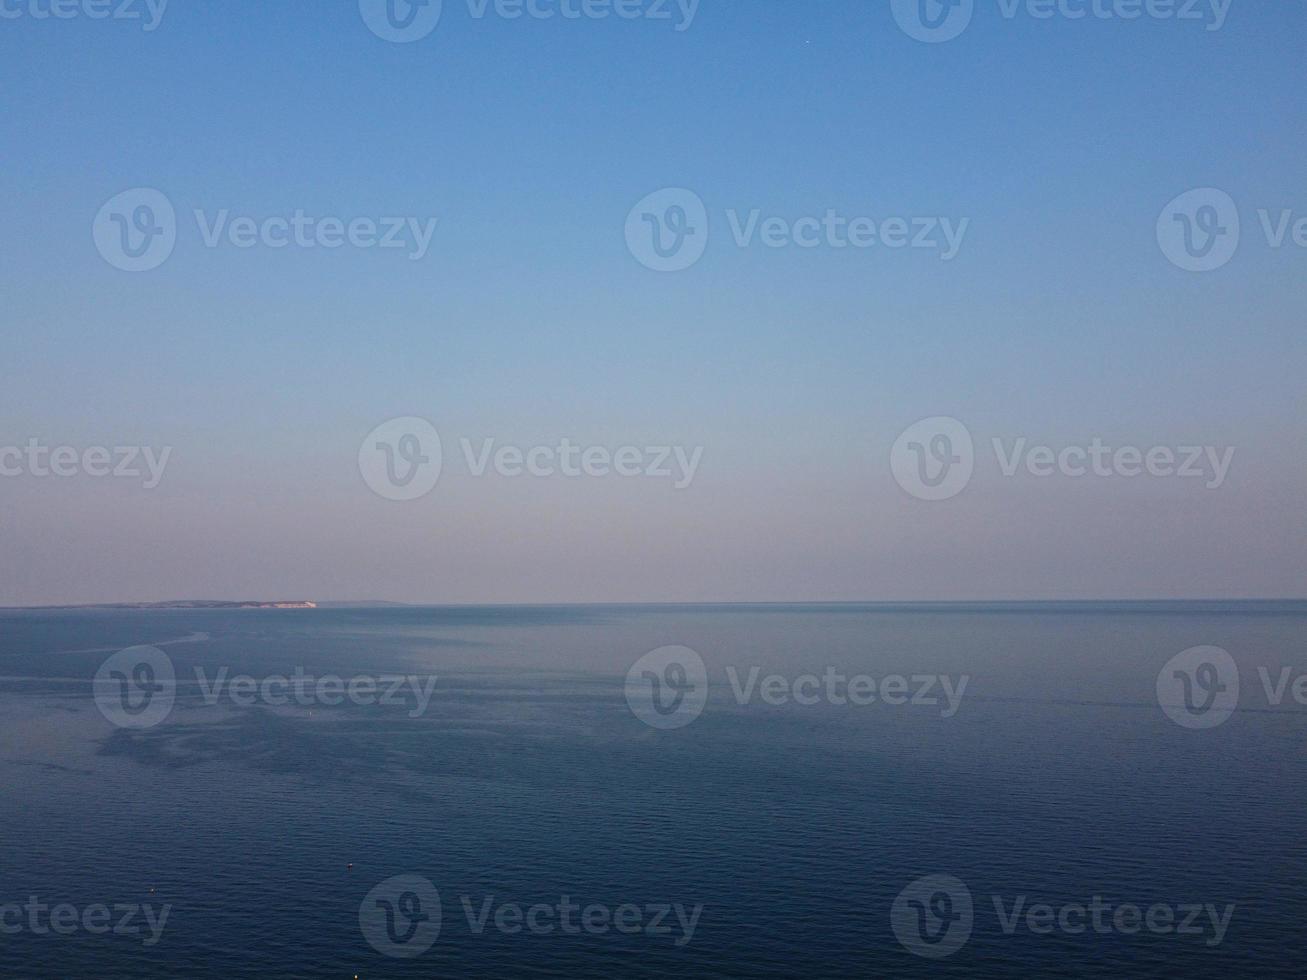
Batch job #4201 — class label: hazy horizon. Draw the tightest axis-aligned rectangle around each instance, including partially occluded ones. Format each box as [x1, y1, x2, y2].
[7, 595, 1307, 611]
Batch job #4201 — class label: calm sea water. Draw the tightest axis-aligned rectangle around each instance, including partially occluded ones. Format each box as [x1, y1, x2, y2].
[1, 603, 1304, 978]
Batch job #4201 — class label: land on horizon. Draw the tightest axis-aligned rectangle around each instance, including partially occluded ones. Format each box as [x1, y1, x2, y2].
[4, 598, 1304, 612]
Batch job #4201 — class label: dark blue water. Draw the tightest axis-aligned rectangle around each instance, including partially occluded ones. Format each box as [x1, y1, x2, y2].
[1, 603, 1304, 977]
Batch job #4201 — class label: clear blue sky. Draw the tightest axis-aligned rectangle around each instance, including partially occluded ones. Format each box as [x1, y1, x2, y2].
[1, 1, 1303, 603]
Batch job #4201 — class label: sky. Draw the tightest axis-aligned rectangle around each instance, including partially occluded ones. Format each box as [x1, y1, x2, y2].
[0, 0, 1303, 604]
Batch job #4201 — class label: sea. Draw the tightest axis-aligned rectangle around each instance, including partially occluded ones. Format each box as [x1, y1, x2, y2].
[0, 602, 1304, 978]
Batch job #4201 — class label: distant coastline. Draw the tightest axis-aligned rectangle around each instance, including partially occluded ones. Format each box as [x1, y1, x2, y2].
[2, 599, 1302, 613]
[3, 600, 321, 611]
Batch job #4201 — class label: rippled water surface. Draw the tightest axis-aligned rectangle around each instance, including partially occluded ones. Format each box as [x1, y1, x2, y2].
[1, 603, 1304, 977]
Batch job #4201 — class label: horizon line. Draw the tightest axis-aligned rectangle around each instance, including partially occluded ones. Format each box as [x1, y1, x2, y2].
[4, 597, 1306, 611]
